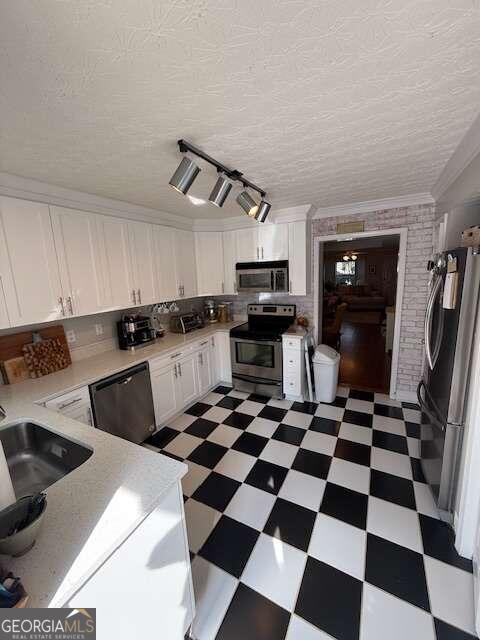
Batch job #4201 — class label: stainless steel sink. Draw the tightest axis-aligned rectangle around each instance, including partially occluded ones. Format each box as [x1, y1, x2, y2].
[0, 421, 93, 498]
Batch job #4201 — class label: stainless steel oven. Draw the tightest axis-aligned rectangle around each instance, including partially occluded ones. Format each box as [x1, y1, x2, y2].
[236, 261, 288, 293]
[230, 304, 296, 398]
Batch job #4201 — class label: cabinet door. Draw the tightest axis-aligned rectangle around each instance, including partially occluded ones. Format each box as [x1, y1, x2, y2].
[288, 221, 309, 295]
[96, 215, 135, 309]
[128, 222, 156, 305]
[214, 331, 232, 384]
[0, 196, 63, 326]
[209, 335, 220, 386]
[259, 224, 288, 260]
[195, 232, 224, 296]
[178, 354, 198, 406]
[151, 364, 179, 426]
[64, 403, 93, 426]
[223, 230, 237, 294]
[235, 227, 258, 262]
[51, 207, 104, 316]
[153, 226, 178, 301]
[197, 345, 212, 395]
[174, 230, 197, 299]
[0, 223, 11, 329]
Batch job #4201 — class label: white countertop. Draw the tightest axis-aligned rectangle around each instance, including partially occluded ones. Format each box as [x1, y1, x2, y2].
[0, 321, 241, 405]
[0, 321, 241, 607]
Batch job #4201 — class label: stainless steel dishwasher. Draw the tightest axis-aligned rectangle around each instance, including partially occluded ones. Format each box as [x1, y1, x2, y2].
[89, 362, 156, 444]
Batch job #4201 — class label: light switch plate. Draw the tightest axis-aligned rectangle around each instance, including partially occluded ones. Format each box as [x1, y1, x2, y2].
[66, 330, 76, 344]
[95, 323, 104, 336]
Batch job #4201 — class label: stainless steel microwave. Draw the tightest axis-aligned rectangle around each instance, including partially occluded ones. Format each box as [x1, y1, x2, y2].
[236, 260, 288, 293]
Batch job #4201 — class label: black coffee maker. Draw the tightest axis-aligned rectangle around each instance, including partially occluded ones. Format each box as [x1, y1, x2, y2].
[117, 315, 156, 350]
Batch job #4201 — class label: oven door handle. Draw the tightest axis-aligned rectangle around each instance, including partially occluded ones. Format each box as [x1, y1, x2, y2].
[232, 373, 281, 387]
[231, 337, 279, 345]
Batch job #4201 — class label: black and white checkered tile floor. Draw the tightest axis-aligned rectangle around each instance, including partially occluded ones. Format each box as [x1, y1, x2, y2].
[144, 386, 476, 640]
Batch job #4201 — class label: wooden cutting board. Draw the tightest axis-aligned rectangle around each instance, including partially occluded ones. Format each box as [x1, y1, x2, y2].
[0, 325, 71, 382]
[1, 356, 29, 384]
[23, 337, 71, 378]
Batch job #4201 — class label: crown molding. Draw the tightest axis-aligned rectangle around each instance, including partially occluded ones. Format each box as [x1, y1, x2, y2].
[312, 192, 434, 219]
[0, 172, 194, 229]
[431, 111, 480, 201]
[193, 204, 316, 231]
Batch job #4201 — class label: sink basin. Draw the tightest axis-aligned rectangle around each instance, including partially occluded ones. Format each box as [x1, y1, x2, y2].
[0, 421, 93, 498]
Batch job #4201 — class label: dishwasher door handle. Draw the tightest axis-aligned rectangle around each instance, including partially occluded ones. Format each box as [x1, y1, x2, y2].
[118, 376, 133, 385]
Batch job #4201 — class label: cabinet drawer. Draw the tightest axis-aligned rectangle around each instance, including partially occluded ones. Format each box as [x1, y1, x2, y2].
[283, 349, 301, 370]
[283, 337, 302, 351]
[45, 386, 90, 411]
[283, 375, 300, 395]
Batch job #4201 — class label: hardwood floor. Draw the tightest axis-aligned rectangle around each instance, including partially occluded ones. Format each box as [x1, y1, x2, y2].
[338, 320, 391, 393]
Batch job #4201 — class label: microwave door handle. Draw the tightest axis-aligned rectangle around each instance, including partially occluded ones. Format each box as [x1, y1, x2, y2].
[271, 271, 275, 291]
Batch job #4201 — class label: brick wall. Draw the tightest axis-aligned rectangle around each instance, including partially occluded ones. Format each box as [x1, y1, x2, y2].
[221, 203, 435, 396]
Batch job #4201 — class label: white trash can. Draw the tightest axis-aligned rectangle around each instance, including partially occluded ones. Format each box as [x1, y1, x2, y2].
[313, 345, 340, 403]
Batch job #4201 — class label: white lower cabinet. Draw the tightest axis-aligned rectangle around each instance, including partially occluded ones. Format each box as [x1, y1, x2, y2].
[197, 342, 212, 395]
[67, 482, 194, 640]
[150, 332, 232, 425]
[150, 363, 179, 425]
[177, 353, 198, 406]
[213, 331, 232, 384]
[44, 386, 93, 427]
[282, 334, 306, 400]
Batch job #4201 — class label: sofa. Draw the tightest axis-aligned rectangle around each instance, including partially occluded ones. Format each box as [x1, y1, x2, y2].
[336, 285, 386, 311]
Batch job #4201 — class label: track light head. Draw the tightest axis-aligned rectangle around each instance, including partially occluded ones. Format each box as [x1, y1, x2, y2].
[208, 174, 232, 208]
[169, 156, 200, 195]
[236, 190, 259, 217]
[255, 200, 271, 223]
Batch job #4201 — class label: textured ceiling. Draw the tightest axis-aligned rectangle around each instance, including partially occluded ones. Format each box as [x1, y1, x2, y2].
[1, 1, 480, 219]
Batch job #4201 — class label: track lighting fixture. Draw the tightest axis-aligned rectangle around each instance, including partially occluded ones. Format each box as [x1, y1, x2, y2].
[170, 140, 271, 221]
[169, 156, 201, 195]
[343, 252, 358, 261]
[236, 190, 259, 217]
[255, 200, 271, 223]
[208, 174, 233, 208]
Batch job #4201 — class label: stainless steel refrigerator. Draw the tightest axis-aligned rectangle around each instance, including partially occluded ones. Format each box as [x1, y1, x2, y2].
[418, 246, 480, 521]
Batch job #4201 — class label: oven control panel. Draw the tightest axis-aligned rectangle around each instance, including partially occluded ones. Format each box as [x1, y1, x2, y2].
[247, 304, 296, 317]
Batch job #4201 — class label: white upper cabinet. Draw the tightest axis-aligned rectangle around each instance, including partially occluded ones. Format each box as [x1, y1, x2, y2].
[0, 196, 63, 326]
[223, 230, 237, 294]
[235, 224, 289, 262]
[235, 227, 258, 262]
[153, 226, 178, 301]
[288, 220, 310, 295]
[0, 222, 11, 329]
[195, 232, 224, 296]
[174, 230, 197, 299]
[96, 215, 135, 309]
[51, 207, 104, 316]
[128, 221, 156, 306]
[258, 224, 289, 261]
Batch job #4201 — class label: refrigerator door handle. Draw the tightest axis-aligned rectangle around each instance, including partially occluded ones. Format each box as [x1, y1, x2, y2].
[417, 380, 444, 431]
[425, 275, 444, 370]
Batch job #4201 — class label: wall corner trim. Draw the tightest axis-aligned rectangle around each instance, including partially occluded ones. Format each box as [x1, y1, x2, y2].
[431, 112, 480, 201]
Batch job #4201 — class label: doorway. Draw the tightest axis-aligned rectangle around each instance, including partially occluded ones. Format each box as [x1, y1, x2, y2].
[314, 228, 407, 397]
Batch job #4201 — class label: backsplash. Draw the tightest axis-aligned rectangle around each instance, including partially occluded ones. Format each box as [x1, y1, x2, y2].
[0, 297, 207, 364]
[214, 294, 314, 325]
